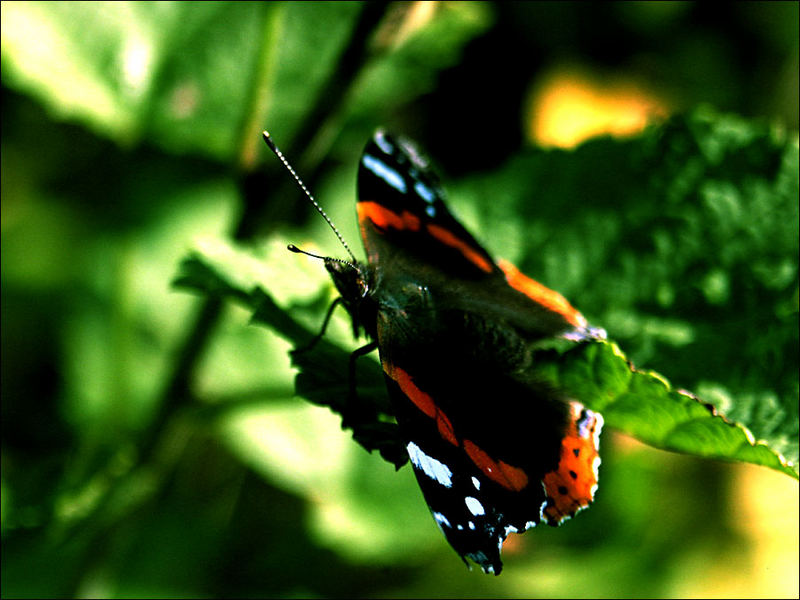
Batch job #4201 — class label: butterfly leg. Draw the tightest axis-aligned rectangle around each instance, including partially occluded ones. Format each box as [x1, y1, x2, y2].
[290, 297, 343, 355]
[342, 340, 407, 468]
[291, 299, 406, 467]
[344, 340, 379, 424]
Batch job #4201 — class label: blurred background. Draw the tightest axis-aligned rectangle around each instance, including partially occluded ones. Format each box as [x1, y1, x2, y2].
[1, 2, 798, 598]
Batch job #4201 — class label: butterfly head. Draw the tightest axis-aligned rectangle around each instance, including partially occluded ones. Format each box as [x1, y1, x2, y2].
[324, 257, 378, 340]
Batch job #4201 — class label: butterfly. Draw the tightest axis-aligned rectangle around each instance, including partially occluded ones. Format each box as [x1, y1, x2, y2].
[267, 129, 604, 575]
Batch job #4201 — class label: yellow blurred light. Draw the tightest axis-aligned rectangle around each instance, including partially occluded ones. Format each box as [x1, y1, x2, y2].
[374, 0, 439, 50]
[702, 463, 799, 598]
[527, 66, 669, 148]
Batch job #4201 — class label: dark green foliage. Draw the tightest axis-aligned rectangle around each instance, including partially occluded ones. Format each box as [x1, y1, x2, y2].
[2, 2, 797, 598]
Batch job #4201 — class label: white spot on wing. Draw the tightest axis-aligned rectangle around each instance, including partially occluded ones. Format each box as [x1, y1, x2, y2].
[433, 511, 451, 530]
[465, 496, 485, 516]
[471, 476, 481, 490]
[407, 441, 453, 487]
[374, 131, 394, 154]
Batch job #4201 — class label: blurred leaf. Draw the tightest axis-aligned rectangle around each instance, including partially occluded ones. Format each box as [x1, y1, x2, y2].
[346, 1, 492, 120]
[0, 2, 360, 157]
[1, 2, 491, 160]
[219, 401, 434, 565]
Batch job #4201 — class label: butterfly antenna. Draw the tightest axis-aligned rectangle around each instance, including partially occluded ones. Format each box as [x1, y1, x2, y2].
[262, 131, 358, 264]
[286, 243, 355, 268]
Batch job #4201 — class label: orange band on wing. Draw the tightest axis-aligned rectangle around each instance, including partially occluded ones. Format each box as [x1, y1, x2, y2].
[463, 439, 529, 492]
[357, 202, 493, 274]
[426, 224, 494, 273]
[383, 362, 457, 446]
[497, 259, 586, 328]
[358, 201, 421, 232]
[383, 361, 530, 492]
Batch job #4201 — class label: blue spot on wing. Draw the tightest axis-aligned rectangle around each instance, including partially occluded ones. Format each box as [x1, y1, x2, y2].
[363, 154, 406, 194]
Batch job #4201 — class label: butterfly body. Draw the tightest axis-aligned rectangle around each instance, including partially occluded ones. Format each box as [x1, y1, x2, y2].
[319, 130, 603, 574]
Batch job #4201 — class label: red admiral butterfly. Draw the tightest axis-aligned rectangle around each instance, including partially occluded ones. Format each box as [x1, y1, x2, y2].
[265, 129, 604, 575]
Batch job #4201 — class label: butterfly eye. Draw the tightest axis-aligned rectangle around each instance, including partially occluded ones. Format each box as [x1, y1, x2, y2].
[357, 278, 370, 298]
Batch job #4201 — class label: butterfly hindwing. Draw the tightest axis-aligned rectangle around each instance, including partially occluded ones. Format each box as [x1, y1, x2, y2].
[372, 287, 602, 573]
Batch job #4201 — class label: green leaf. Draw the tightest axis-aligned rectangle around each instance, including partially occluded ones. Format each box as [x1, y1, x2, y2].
[1, 2, 490, 159]
[0, 2, 361, 156]
[532, 341, 797, 479]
